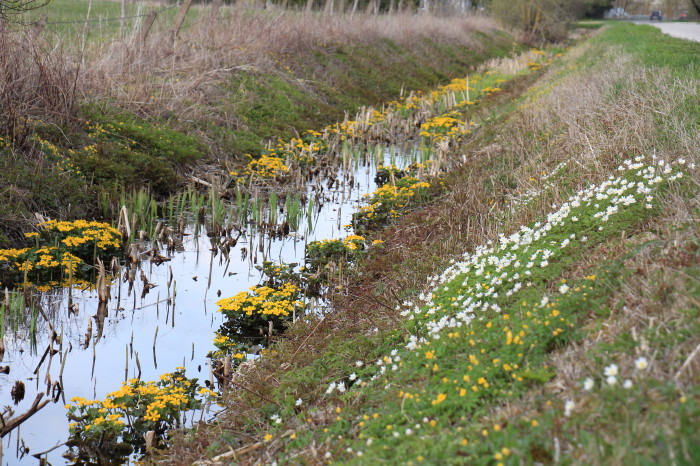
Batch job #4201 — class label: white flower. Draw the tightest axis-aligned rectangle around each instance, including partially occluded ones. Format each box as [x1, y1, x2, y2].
[623, 379, 633, 389]
[355, 360, 364, 367]
[392, 431, 400, 438]
[357, 451, 363, 457]
[325, 382, 336, 394]
[559, 284, 570, 294]
[583, 378, 594, 391]
[346, 447, 353, 453]
[337, 382, 346, 393]
[295, 398, 303, 406]
[604, 364, 618, 377]
[325, 452, 332, 459]
[405, 428, 413, 435]
[564, 400, 575, 417]
[606, 375, 617, 386]
[635, 357, 648, 370]
[349, 373, 357, 381]
[366, 438, 373, 446]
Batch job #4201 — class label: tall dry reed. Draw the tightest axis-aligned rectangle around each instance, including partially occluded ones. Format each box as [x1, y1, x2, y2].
[0, 30, 79, 147]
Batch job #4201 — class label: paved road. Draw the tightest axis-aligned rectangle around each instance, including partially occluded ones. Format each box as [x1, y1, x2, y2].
[637, 21, 700, 42]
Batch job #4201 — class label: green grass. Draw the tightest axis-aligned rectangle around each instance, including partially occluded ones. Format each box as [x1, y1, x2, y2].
[35, 107, 206, 196]
[214, 72, 330, 155]
[571, 20, 604, 29]
[22, 0, 199, 42]
[0, 147, 91, 245]
[593, 22, 700, 73]
[168, 33, 517, 158]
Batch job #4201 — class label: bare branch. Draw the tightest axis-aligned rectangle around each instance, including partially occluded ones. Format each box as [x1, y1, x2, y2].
[0, 393, 51, 438]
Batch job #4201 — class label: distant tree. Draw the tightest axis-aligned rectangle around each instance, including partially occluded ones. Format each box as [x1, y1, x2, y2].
[488, 0, 612, 42]
[583, 0, 614, 18]
[0, 0, 48, 22]
[689, 0, 700, 15]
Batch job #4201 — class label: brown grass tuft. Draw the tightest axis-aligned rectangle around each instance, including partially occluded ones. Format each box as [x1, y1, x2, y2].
[0, 29, 78, 147]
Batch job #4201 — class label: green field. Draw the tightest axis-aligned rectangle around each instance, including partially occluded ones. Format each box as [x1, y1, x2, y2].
[21, 0, 199, 42]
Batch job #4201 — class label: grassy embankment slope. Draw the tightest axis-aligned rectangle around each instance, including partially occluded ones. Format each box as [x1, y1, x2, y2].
[162, 22, 700, 464]
[0, 6, 512, 244]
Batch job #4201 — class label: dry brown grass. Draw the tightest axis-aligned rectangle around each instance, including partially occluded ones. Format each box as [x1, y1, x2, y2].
[0, 29, 78, 146]
[481, 40, 699, 236]
[77, 11, 499, 122]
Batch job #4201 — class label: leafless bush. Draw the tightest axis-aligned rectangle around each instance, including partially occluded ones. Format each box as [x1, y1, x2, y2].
[0, 30, 79, 147]
[490, 0, 586, 43]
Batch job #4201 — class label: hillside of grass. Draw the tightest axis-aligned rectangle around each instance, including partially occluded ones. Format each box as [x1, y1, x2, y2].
[0, 8, 513, 246]
[159, 22, 700, 464]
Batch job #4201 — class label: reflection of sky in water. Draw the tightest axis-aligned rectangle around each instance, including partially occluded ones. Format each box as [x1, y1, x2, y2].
[1, 145, 424, 463]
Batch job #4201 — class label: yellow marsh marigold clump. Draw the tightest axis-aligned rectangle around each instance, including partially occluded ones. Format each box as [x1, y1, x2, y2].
[65, 369, 211, 461]
[40, 219, 122, 251]
[216, 283, 304, 318]
[419, 113, 472, 143]
[241, 154, 289, 179]
[1, 219, 122, 288]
